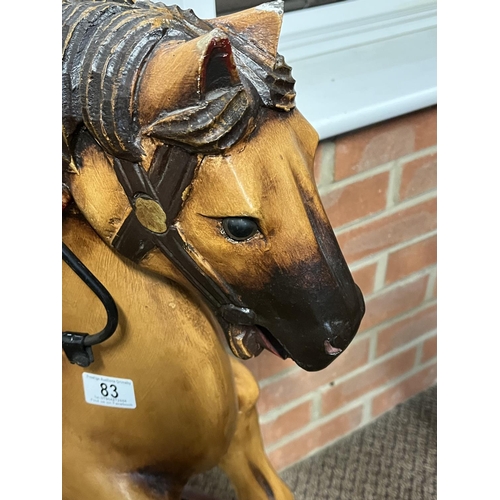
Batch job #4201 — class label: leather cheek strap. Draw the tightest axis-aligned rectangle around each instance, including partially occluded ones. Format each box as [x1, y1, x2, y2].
[111, 145, 256, 328]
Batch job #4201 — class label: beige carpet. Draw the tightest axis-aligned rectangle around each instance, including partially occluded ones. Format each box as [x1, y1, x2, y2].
[186, 385, 437, 499]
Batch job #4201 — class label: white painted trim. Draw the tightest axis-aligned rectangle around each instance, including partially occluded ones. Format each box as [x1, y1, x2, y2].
[279, 0, 437, 139]
[279, 0, 436, 55]
[150, 0, 437, 139]
[162, 0, 216, 18]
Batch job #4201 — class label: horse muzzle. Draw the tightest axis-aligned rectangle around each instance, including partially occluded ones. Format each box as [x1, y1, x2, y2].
[225, 271, 365, 372]
[257, 283, 365, 372]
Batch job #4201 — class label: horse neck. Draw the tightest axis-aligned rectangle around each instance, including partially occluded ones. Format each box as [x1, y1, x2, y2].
[62, 215, 228, 375]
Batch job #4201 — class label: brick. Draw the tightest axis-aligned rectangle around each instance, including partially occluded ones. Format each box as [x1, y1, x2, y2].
[260, 401, 312, 446]
[359, 275, 428, 333]
[385, 235, 437, 285]
[268, 406, 363, 471]
[376, 304, 437, 357]
[321, 348, 417, 415]
[336, 197, 437, 263]
[257, 338, 370, 414]
[322, 172, 389, 228]
[421, 335, 437, 363]
[351, 262, 377, 297]
[334, 106, 437, 181]
[413, 106, 437, 150]
[244, 350, 296, 382]
[371, 363, 437, 417]
[399, 152, 437, 201]
[335, 120, 414, 181]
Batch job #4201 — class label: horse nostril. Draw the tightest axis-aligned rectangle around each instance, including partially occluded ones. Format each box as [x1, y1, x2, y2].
[324, 339, 343, 356]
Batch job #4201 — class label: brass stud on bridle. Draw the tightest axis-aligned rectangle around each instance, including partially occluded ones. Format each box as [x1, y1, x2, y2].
[133, 195, 168, 234]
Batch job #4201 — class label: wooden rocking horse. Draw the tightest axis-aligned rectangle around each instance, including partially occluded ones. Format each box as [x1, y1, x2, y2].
[62, 1, 365, 499]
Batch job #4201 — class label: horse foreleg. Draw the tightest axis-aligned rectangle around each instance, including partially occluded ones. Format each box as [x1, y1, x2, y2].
[219, 358, 294, 500]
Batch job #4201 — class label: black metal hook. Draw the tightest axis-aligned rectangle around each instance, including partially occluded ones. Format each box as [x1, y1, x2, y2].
[62, 242, 119, 367]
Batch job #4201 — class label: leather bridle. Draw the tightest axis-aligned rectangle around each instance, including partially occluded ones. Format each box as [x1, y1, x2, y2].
[63, 135, 256, 367]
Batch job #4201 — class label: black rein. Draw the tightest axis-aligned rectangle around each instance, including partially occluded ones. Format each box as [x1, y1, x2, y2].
[62, 242, 119, 367]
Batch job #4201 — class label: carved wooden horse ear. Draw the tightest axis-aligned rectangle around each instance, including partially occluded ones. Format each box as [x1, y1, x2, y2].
[63, 1, 365, 499]
[209, 1, 284, 68]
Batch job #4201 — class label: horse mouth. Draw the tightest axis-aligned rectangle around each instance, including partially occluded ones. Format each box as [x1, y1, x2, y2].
[227, 324, 348, 362]
[227, 324, 289, 360]
[255, 325, 289, 359]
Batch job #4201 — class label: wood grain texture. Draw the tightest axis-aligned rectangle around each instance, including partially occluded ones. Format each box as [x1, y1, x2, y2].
[62, 1, 365, 498]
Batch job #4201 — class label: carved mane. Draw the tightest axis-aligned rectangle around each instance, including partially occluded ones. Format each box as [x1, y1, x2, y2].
[62, 0, 296, 173]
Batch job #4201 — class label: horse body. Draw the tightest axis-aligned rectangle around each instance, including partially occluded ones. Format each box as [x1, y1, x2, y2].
[63, 218, 238, 498]
[62, 1, 365, 498]
[63, 217, 294, 500]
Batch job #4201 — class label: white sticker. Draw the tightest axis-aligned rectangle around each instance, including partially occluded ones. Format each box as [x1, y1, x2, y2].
[82, 373, 136, 409]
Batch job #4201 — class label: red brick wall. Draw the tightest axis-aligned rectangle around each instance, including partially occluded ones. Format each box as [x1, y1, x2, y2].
[246, 106, 437, 471]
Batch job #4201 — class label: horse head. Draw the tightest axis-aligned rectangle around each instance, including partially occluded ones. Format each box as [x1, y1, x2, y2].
[62, 0, 365, 372]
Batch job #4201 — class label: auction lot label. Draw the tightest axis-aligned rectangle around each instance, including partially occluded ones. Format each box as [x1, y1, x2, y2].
[82, 373, 136, 409]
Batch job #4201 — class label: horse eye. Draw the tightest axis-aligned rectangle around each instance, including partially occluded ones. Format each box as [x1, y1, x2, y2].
[222, 218, 259, 241]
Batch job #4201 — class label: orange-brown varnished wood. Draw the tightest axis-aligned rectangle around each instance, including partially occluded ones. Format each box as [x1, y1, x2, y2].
[63, 217, 238, 498]
[69, 143, 131, 244]
[62, 2, 365, 499]
[220, 358, 294, 500]
[209, 5, 283, 67]
[176, 109, 321, 291]
[63, 217, 294, 500]
[138, 37, 212, 126]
